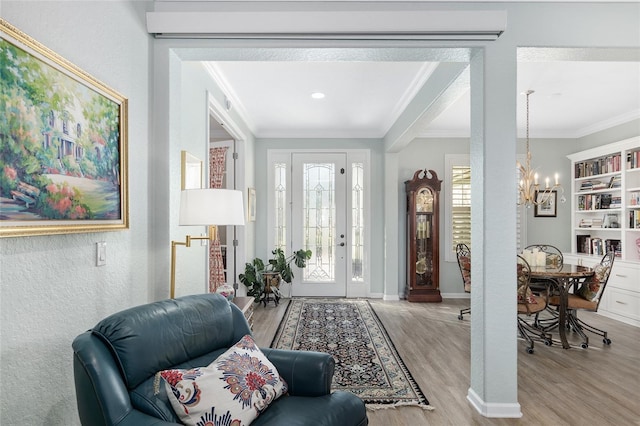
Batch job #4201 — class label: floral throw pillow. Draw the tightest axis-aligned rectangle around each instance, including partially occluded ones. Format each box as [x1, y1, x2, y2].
[160, 335, 288, 426]
[577, 264, 610, 301]
[459, 255, 471, 292]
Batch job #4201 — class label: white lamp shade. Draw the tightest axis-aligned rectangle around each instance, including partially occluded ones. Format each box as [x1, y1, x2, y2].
[179, 189, 245, 226]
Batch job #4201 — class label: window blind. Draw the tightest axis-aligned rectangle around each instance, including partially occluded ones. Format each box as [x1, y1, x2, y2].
[452, 165, 471, 249]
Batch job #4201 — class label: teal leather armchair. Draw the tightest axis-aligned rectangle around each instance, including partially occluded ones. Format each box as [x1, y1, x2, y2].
[72, 294, 367, 426]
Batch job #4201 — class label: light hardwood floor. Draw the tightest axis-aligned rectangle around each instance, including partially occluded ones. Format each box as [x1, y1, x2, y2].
[252, 298, 640, 426]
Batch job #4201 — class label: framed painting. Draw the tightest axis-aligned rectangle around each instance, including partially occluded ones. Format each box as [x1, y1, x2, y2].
[181, 151, 203, 190]
[534, 191, 557, 217]
[0, 19, 128, 237]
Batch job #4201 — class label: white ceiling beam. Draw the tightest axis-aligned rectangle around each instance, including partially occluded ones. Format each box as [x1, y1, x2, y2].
[384, 62, 469, 152]
[147, 10, 506, 40]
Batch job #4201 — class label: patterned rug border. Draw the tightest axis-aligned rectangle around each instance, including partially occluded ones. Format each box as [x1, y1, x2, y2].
[270, 298, 434, 411]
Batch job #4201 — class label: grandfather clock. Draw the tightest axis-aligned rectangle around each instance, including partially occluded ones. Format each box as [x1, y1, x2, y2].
[405, 169, 442, 302]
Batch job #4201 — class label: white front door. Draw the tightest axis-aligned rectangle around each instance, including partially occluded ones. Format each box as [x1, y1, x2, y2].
[291, 153, 348, 297]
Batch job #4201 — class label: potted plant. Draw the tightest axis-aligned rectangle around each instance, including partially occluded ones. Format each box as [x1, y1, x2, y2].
[239, 248, 312, 304]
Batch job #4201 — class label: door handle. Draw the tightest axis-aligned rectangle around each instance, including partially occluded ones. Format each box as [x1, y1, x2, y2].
[338, 242, 345, 247]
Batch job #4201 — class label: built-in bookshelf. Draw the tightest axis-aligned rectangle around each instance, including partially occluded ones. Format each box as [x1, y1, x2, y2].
[567, 136, 640, 327]
[569, 137, 640, 262]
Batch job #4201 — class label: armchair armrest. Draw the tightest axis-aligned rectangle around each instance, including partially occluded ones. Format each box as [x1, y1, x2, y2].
[261, 348, 334, 397]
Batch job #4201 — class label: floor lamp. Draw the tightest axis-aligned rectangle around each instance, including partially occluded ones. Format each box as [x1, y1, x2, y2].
[170, 188, 245, 299]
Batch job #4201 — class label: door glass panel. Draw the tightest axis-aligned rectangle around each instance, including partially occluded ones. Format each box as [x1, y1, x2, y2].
[352, 162, 364, 281]
[303, 163, 335, 281]
[274, 162, 287, 250]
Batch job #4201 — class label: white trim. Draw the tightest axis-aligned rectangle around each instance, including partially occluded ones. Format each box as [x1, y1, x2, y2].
[567, 135, 640, 162]
[266, 149, 371, 298]
[442, 293, 471, 299]
[467, 388, 522, 418]
[346, 150, 371, 298]
[207, 91, 248, 289]
[597, 310, 640, 328]
[266, 150, 290, 257]
[381, 293, 399, 301]
[204, 63, 256, 136]
[207, 91, 247, 145]
[444, 154, 470, 262]
[147, 10, 506, 41]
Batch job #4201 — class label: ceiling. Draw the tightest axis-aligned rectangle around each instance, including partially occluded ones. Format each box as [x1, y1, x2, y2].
[206, 58, 640, 140]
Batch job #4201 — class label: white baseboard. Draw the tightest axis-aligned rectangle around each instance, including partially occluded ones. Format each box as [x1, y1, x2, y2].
[467, 388, 522, 418]
[598, 310, 640, 328]
[441, 293, 471, 299]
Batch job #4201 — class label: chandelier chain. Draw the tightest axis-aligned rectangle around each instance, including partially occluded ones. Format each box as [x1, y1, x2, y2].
[517, 89, 565, 207]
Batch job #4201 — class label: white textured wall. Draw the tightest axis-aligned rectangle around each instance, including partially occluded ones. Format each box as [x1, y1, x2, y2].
[0, 2, 152, 424]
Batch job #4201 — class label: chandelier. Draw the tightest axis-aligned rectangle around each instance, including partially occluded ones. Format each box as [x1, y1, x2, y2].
[517, 90, 565, 207]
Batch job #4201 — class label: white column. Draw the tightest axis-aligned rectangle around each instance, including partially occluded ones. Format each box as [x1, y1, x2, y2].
[467, 44, 521, 417]
[384, 152, 401, 300]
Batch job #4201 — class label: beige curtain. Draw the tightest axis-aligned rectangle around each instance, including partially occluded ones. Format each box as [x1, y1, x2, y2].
[209, 147, 228, 293]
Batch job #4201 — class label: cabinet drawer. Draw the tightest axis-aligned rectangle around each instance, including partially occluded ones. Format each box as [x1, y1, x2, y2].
[604, 288, 640, 322]
[609, 264, 639, 293]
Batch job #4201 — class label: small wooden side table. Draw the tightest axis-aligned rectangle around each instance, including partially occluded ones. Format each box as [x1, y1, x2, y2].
[232, 296, 255, 330]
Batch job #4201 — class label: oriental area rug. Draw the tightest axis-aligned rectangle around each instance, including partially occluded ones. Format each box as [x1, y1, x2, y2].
[271, 299, 434, 411]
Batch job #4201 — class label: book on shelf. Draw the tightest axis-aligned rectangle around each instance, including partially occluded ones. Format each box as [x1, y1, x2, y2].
[591, 238, 604, 256]
[578, 194, 602, 210]
[631, 210, 640, 229]
[579, 181, 593, 191]
[575, 153, 621, 177]
[577, 193, 617, 210]
[627, 150, 640, 169]
[610, 196, 622, 208]
[591, 180, 609, 190]
[610, 176, 621, 188]
[579, 177, 619, 191]
[605, 239, 622, 258]
[576, 235, 591, 254]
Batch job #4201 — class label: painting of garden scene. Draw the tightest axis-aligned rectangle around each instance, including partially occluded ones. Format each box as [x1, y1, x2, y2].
[0, 20, 128, 236]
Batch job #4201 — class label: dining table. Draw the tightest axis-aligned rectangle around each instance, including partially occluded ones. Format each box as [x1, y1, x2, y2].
[530, 263, 595, 349]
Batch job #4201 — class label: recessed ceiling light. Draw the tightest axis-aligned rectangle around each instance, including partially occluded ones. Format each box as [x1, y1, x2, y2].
[311, 92, 325, 99]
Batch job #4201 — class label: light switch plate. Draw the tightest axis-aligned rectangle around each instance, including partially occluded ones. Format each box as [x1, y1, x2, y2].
[96, 241, 107, 266]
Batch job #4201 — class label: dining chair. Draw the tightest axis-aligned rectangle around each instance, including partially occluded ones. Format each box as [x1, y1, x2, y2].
[517, 255, 553, 354]
[547, 251, 615, 349]
[455, 243, 471, 320]
[525, 244, 563, 294]
[524, 244, 564, 270]
[524, 244, 564, 328]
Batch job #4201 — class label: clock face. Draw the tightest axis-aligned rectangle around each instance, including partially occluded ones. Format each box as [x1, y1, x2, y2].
[416, 188, 433, 212]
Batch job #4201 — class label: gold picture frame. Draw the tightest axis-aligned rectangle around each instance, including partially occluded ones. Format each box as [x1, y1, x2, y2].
[0, 19, 128, 238]
[181, 151, 203, 190]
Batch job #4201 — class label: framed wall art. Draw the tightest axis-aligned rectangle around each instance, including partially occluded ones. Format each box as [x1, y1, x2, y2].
[0, 19, 128, 237]
[534, 191, 557, 217]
